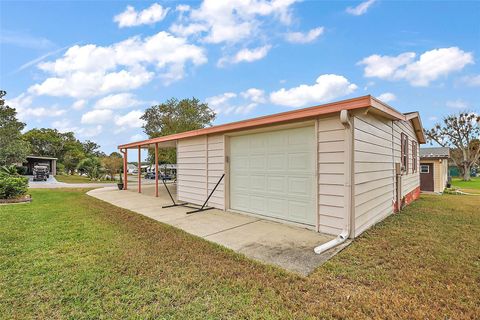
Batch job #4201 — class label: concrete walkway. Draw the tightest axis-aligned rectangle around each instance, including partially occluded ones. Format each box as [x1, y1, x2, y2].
[88, 184, 340, 275]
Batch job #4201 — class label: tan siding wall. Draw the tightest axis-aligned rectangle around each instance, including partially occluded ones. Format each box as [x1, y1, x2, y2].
[318, 116, 346, 235]
[353, 113, 395, 236]
[177, 135, 225, 209]
[207, 134, 225, 209]
[393, 120, 420, 196]
[421, 159, 448, 192]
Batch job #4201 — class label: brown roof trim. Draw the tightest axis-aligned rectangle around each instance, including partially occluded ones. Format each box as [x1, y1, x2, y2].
[118, 95, 422, 149]
[420, 156, 449, 160]
[405, 112, 426, 144]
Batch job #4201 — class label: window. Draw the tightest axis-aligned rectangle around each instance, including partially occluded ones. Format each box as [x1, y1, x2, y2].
[412, 141, 418, 173]
[401, 133, 409, 173]
[420, 165, 429, 173]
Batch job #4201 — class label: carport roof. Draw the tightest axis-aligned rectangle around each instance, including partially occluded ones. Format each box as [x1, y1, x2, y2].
[26, 155, 57, 160]
[119, 95, 426, 149]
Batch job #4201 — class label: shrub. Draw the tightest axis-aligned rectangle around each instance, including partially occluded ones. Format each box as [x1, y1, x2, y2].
[0, 175, 28, 199]
[16, 166, 28, 175]
[0, 164, 19, 177]
[56, 163, 65, 175]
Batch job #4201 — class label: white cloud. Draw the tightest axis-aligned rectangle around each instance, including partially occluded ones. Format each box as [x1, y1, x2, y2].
[18, 107, 66, 120]
[241, 88, 266, 103]
[270, 74, 358, 107]
[0, 29, 54, 49]
[71, 99, 87, 110]
[285, 27, 324, 44]
[52, 119, 103, 137]
[446, 99, 469, 109]
[129, 133, 145, 142]
[6, 93, 65, 120]
[81, 109, 113, 124]
[170, 0, 298, 44]
[219, 45, 271, 66]
[5, 93, 33, 110]
[346, 0, 376, 16]
[376, 92, 396, 103]
[359, 47, 474, 86]
[206, 91, 261, 115]
[206, 92, 237, 109]
[359, 52, 416, 79]
[94, 93, 143, 109]
[460, 74, 480, 87]
[78, 125, 103, 138]
[428, 116, 438, 121]
[114, 110, 145, 128]
[114, 3, 169, 28]
[29, 31, 207, 98]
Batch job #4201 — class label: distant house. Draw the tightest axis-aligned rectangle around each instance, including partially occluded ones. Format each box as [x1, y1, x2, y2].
[126, 163, 137, 174]
[420, 147, 450, 192]
[24, 156, 57, 176]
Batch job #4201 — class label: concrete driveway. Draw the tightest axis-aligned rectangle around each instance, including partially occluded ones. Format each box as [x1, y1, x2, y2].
[87, 184, 345, 275]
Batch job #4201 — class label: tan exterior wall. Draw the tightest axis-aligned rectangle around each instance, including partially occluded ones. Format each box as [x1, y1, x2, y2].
[317, 115, 346, 235]
[177, 134, 225, 209]
[352, 112, 420, 237]
[393, 120, 420, 197]
[352, 112, 395, 236]
[421, 159, 448, 193]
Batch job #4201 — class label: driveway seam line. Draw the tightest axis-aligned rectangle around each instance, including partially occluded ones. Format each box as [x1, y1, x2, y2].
[203, 219, 262, 238]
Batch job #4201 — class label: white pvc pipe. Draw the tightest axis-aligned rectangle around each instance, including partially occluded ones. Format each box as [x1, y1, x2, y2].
[314, 230, 349, 254]
[314, 109, 353, 255]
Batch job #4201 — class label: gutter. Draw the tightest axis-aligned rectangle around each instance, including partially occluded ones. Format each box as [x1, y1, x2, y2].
[314, 109, 354, 254]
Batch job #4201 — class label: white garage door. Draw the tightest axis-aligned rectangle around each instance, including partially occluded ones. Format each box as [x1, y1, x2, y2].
[229, 126, 316, 226]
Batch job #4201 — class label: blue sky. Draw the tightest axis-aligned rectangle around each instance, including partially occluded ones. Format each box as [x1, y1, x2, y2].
[1, 0, 479, 154]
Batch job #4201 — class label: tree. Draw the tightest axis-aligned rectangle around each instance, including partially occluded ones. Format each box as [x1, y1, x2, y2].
[23, 128, 77, 159]
[82, 140, 105, 157]
[0, 91, 31, 166]
[425, 112, 480, 181]
[63, 149, 85, 175]
[141, 97, 216, 163]
[102, 152, 123, 180]
[77, 157, 104, 181]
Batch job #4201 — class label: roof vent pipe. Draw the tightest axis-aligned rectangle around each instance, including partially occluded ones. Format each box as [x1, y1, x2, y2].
[314, 109, 354, 254]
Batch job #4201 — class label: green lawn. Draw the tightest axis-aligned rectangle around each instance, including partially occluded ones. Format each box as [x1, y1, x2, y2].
[451, 176, 480, 194]
[55, 175, 116, 184]
[0, 189, 479, 319]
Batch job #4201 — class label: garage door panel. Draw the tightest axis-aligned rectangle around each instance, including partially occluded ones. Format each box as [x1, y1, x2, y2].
[267, 197, 287, 217]
[267, 153, 286, 170]
[230, 193, 249, 211]
[250, 195, 267, 214]
[288, 152, 312, 171]
[250, 174, 266, 190]
[288, 177, 313, 196]
[266, 176, 286, 194]
[288, 200, 312, 222]
[249, 155, 266, 169]
[230, 126, 316, 226]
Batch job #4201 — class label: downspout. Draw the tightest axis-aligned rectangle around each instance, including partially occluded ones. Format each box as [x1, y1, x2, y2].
[314, 109, 354, 254]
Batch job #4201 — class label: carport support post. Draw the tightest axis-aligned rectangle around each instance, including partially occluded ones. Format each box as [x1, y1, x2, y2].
[123, 148, 128, 190]
[155, 142, 159, 197]
[138, 146, 141, 194]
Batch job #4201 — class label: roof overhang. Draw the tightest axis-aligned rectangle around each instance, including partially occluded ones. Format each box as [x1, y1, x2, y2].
[118, 95, 426, 149]
[405, 112, 426, 144]
[26, 155, 58, 160]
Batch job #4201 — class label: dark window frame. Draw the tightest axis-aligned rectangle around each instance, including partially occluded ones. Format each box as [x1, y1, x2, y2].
[420, 164, 429, 173]
[401, 133, 409, 173]
[412, 141, 418, 173]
